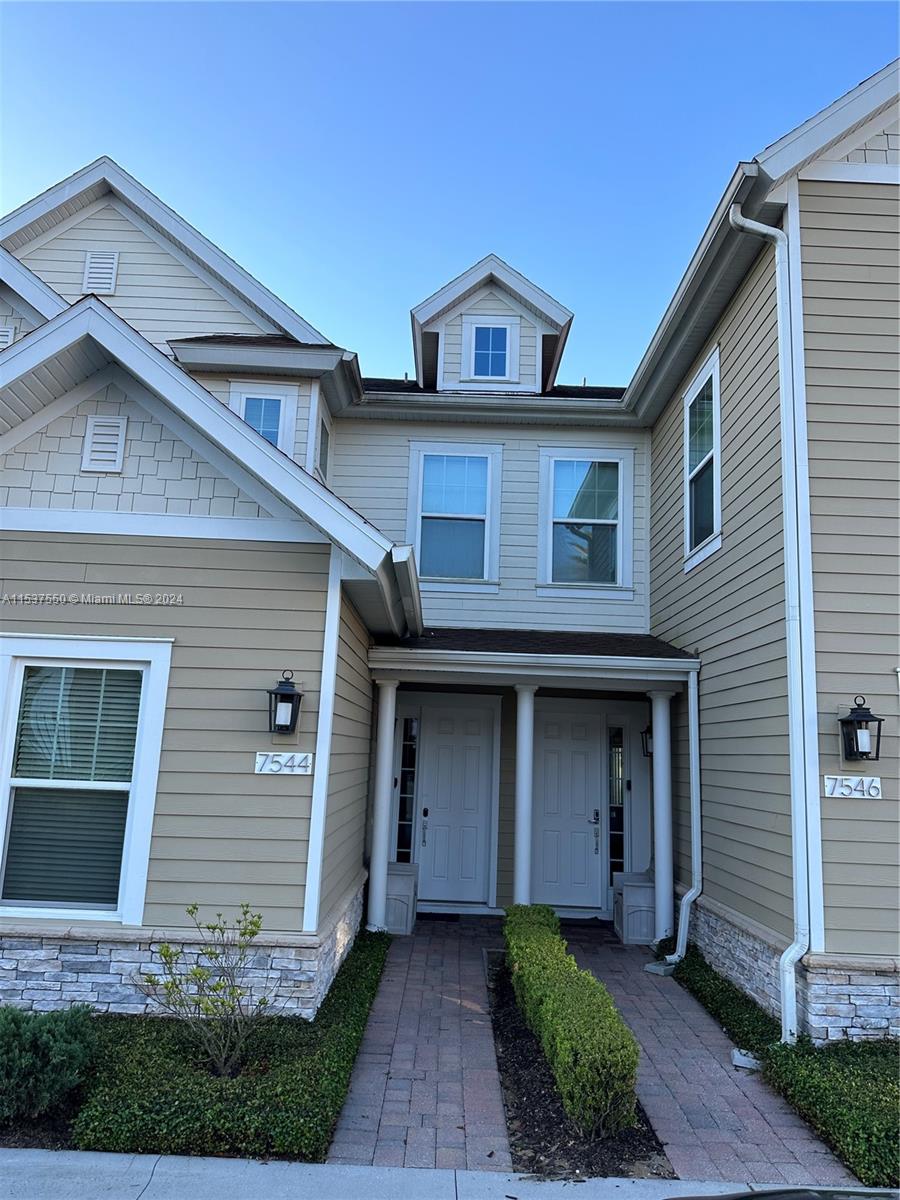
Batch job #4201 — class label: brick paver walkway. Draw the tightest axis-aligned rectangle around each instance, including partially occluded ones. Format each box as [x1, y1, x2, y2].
[565, 922, 857, 1186]
[328, 917, 512, 1172]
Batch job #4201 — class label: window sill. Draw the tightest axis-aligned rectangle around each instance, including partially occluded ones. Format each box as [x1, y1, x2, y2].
[536, 584, 635, 602]
[459, 375, 519, 385]
[683, 531, 722, 573]
[0, 905, 122, 922]
[420, 579, 500, 595]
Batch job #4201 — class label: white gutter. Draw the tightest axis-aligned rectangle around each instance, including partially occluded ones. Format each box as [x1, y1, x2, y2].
[728, 201, 814, 1044]
[666, 668, 703, 964]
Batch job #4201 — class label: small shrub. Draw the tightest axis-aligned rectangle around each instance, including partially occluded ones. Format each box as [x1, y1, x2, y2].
[766, 1037, 899, 1188]
[0, 1005, 96, 1126]
[504, 906, 638, 1139]
[74, 931, 390, 1160]
[137, 902, 276, 1077]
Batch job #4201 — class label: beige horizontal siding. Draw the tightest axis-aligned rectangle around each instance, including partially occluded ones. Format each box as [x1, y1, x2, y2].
[331, 421, 649, 633]
[0, 533, 330, 933]
[650, 242, 794, 939]
[319, 596, 373, 923]
[17, 202, 264, 351]
[799, 179, 900, 957]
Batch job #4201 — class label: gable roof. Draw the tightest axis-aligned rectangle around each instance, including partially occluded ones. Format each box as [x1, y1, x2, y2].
[624, 59, 899, 422]
[410, 254, 574, 390]
[0, 246, 68, 321]
[0, 157, 329, 346]
[0, 296, 407, 582]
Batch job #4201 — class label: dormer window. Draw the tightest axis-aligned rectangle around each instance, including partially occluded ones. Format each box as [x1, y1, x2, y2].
[473, 326, 507, 378]
[461, 315, 520, 384]
[228, 380, 298, 455]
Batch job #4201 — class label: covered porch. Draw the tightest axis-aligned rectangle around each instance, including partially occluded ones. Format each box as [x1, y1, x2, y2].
[365, 630, 701, 943]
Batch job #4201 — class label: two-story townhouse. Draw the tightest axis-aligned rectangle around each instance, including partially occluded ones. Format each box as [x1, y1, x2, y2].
[0, 62, 896, 1040]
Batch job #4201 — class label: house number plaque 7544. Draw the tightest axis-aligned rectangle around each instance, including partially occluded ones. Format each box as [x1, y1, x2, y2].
[255, 752, 313, 775]
[822, 775, 881, 798]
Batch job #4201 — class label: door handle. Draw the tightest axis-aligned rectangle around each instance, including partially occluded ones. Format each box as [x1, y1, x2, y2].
[421, 807, 429, 846]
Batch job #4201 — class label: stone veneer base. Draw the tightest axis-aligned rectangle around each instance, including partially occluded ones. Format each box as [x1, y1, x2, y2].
[0, 877, 365, 1021]
[686, 893, 899, 1043]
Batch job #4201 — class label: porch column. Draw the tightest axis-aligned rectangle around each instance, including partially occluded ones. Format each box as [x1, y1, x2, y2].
[648, 689, 676, 941]
[367, 679, 398, 931]
[513, 684, 537, 906]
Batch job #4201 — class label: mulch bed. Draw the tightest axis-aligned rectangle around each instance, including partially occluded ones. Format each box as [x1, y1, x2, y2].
[0, 1094, 78, 1150]
[488, 959, 674, 1181]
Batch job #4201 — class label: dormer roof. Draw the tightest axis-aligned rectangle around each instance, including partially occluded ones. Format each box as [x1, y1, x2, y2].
[410, 254, 573, 391]
[0, 156, 330, 346]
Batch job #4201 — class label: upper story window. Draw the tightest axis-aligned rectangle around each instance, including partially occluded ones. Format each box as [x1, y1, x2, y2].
[317, 418, 330, 478]
[229, 381, 298, 456]
[473, 326, 507, 378]
[538, 447, 634, 593]
[461, 315, 520, 384]
[407, 441, 502, 586]
[683, 347, 722, 572]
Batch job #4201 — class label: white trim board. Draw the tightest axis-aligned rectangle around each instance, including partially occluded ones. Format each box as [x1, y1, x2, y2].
[0, 297, 395, 572]
[0, 507, 326, 544]
[797, 161, 900, 184]
[0, 246, 67, 320]
[0, 634, 171, 925]
[302, 548, 343, 933]
[0, 157, 329, 344]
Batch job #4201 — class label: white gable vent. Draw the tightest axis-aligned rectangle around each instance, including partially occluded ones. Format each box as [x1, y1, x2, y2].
[82, 250, 119, 295]
[82, 415, 127, 472]
[0, 326, 14, 349]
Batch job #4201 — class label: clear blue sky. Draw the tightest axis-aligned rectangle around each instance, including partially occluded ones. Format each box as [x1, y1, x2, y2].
[1, 3, 895, 385]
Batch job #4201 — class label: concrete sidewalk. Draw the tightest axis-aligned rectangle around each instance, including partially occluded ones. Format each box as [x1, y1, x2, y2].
[0, 1149, 769, 1200]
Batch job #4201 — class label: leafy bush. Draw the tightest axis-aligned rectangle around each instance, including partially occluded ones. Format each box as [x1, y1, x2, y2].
[674, 942, 899, 1188]
[73, 931, 390, 1160]
[766, 1038, 899, 1188]
[673, 944, 780, 1055]
[504, 906, 638, 1139]
[0, 1005, 96, 1125]
[138, 902, 276, 1077]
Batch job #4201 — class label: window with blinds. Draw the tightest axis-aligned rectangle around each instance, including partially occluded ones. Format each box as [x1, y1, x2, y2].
[2, 665, 143, 910]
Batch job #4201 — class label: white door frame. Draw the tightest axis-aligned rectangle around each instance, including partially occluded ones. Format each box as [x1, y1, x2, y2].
[394, 692, 502, 913]
[533, 697, 649, 917]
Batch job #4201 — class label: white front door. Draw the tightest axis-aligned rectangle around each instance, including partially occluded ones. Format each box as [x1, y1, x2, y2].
[532, 708, 605, 909]
[415, 703, 495, 904]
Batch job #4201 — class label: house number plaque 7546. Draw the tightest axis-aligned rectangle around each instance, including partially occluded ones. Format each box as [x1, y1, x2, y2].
[822, 775, 881, 798]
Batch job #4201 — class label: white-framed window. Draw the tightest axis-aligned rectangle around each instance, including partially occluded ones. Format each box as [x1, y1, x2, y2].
[228, 380, 298, 455]
[461, 315, 520, 383]
[538, 447, 634, 594]
[406, 441, 502, 588]
[682, 347, 722, 572]
[317, 418, 330, 479]
[0, 635, 171, 924]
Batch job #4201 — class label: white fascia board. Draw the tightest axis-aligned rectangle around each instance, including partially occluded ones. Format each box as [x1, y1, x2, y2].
[0, 247, 67, 320]
[368, 647, 699, 683]
[0, 157, 329, 345]
[755, 60, 900, 184]
[0, 298, 395, 573]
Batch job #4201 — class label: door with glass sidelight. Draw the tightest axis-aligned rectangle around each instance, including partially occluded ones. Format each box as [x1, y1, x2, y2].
[392, 697, 497, 907]
[531, 701, 650, 914]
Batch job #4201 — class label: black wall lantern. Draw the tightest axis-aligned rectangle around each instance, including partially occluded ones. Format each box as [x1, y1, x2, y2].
[839, 696, 883, 762]
[641, 725, 653, 757]
[267, 670, 303, 735]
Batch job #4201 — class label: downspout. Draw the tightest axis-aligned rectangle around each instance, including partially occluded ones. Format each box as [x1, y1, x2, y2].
[665, 669, 702, 964]
[728, 202, 808, 1043]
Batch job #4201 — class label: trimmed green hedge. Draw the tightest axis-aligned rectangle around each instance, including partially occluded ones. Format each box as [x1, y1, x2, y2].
[674, 943, 899, 1188]
[73, 931, 390, 1160]
[504, 905, 638, 1139]
[0, 1005, 96, 1126]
